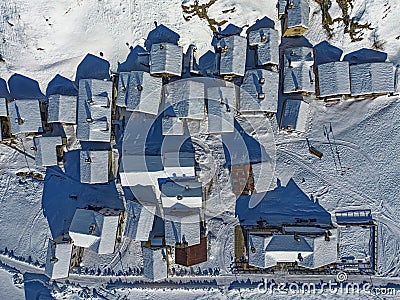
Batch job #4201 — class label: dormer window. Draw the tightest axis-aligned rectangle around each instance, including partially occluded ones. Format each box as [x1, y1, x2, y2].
[159, 44, 164, 50]
[86, 117, 93, 123]
[88, 224, 96, 234]
[50, 257, 59, 263]
[137, 85, 143, 91]
[176, 195, 183, 200]
[259, 77, 265, 85]
[258, 93, 265, 100]
[260, 35, 266, 43]
[16, 117, 24, 125]
[85, 157, 92, 163]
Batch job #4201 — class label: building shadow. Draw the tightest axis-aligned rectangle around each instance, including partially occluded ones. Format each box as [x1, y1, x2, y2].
[46, 74, 77, 97]
[313, 41, 343, 66]
[198, 50, 217, 76]
[23, 273, 53, 300]
[118, 45, 149, 73]
[144, 24, 180, 51]
[235, 178, 332, 226]
[246, 16, 275, 33]
[280, 36, 313, 51]
[75, 54, 111, 83]
[0, 78, 11, 99]
[8, 74, 46, 100]
[343, 48, 388, 65]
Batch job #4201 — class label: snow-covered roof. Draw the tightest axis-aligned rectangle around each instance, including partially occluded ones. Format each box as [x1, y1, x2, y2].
[80, 150, 110, 184]
[117, 71, 163, 115]
[119, 154, 164, 186]
[69, 208, 121, 254]
[161, 179, 202, 209]
[163, 151, 195, 178]
[240, 69, 279, 113]
[317, 61, 350, 97]
[0, 98, 8, 117]
[349, 62, 394, 96]
[283, 47, 315, 94]
[8, 99, 43, 134]
[162, 116, 184, 135]
[164, 80, 205, 120]
[45, 236, 73, 280]
[164, 209, 201, 246]
[76, 79, 113, 142]
[125, 200, 156, 242]
[395, 65, 400, 94]
[278, 0, 287, 16]
[47, 94, 77, 124]
[338, 226, 371, 261]
[217, 35, 247, 77]
[33, 136, 62, 167]
[150, 43, 183, 77]
[249, 230, 337, 269]
[281, 99, 309, 132]
[287, 0, 309, 29]
[142, 247, 167, 281]
[248, 27, 279, 66]
[206, 86, 235, 133]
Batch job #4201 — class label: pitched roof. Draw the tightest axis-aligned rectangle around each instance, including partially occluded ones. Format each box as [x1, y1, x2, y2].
[80, 150, 109, 184]
[33, 136, 62, 166]
[217, 35, 247, 77]
[283, 47, 315, 93]
[240, 69, 279, 113]
[0, 98, 8, 117]
[69, 208, 121, 254]
[164, 209, 201, 246]
[287, 0, 309, 29]
[249, 230, 337, 269]
[161, 179, 202, 209]
[163, 151, 195, 178]
[281, 99, 309, 132]
[318, 61, 351, 97]
[47, 94, 77, 124]
[349, 62, 394, 96]
[395, 65, 400, 94]
[206, 86, 235, 133]
[8, 99, 43, 134]
[164, 80, 205, 120]
[150, 43, 183, 77]
[45, 236, 73, 280]
[162, 116, 184, 135]
[76, 79, 113, 142]
[248, 27, 279, 66]
[142, 247, 167, 281]
[125, 200, 156, 242]
[278, 0, 287, 16]
[117, 71, 163, 115]
[119, 154, 164, 186]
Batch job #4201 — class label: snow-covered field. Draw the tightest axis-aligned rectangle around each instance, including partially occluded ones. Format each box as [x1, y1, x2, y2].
[2, 0, 400, 299]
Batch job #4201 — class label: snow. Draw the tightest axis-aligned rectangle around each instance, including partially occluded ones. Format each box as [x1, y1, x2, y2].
[47, 94, 77, 124]
[286, 0, 310, 29]
[216, 35, 247, 77]
[317, 61, 351, 97]
[150, 43, 183, 77]
[45, 237, 72, 280]
[164, 210, 201, 247]
[79, 150, 109, 184]
[33, 135, 62, 167]
[8, 99, 43, 134]
[125, 200, 156, 242]
[142, 247, 167, 281]
[281, 99, 310, 132]
[248, 27, 279, 66]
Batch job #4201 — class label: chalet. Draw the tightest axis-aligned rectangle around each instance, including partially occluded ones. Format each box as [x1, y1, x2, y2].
[283, 0, 310, 37]
[162, 115, 184, 136]
[240, 69, 279, 113]
[248, 229, 337, 269]
[283, 47, 315, 94]
[142, 246, 167, 281]
[47, 94, 77, 124]
[349, 62, 394, 97]
[32, 136, 63, 167]
[206, 86, 235, 134]
[164, 209, 201, 247]
[162, 151, 196, 178]
[247, 27, 279, 66]
[160, 179, 202, 209]
[76, 79, 113, 142]
[280, 99, 310, 133]
[69, 207, 124, 255]
[80, 150, 111, 184]
[175, 236, 208, 267]
[125, 200, 157, 242]
[164, 80, 205, 120]
[8, 99, 43, 135]
[116, 71, 163, 115]
[216, 35, 247, 78]
[150, 43, 183, 77]
[317, 61, 351, 98]
[44, 234, 82, 280]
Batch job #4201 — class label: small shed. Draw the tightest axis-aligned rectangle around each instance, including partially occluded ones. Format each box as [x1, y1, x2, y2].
[33, 136, 63, 166]
[317, 61, 351, 98]
[47, 94, 77, 124]
[248, 27, 279, 66]
[349, 62, 394, 96]
[206, 86, 235, 133]
[80, 150, 110, 184]
[8, 99, 43, 135]
[142, 246, 167, 281]
[150, 43, 183, 77]
[76, 79, 113, 142]
[175, 236, 207, 267]
[280, 99, 310, 133]
[216, 35, 247, 77]
[283, 0, 310, 37]
[240, 69, 279, 113]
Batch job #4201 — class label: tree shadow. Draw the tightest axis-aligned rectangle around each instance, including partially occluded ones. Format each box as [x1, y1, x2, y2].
[313, 41, 343, 66]
[144, 24, 180, 51]
[235, 178, 332, 226]
[0, 78, 11, 99]
[46, 74, 77, 97]
[246, 16, 275, 34]
[75, 54, 110, 83]
[8, 74, 46, 100]
[343, 48, 388, 65]
[118, 45, 149, 73]
[23, 273, 53, 300]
